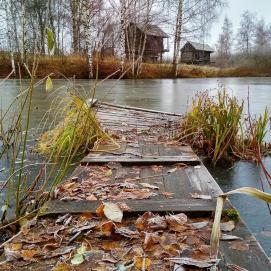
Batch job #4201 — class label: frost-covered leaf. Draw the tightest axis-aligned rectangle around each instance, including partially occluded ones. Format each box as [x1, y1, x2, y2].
[103, 202, 123, 223]
[221, 221, 235, 232]
[71, 254, 84, 265]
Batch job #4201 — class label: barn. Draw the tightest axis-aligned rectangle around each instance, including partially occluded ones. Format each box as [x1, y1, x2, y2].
[125, 22, 169, 62]
[181, 41, 214, 65]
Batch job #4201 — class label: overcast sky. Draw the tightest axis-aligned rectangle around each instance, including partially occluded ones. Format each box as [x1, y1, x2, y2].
[207, 0, 271, 47]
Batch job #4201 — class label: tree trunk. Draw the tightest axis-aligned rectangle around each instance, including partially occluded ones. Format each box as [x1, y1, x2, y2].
[120, 0, 127, 72]
[172, 0, 183, 78]
[82, 0, 94, 78]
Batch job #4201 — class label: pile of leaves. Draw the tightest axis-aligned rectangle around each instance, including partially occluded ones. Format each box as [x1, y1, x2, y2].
[0, 210, 214, 270]
[0, 203, 250, 271]
[54, 164, 166, 202]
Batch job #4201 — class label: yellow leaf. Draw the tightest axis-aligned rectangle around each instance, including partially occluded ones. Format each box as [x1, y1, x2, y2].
[134, 256, 152, 270]
[46, 76, 53, 92]
[225, 187, 271, 203]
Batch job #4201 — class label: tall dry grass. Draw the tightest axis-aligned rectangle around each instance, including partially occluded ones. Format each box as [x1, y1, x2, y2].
[2, 53, 271, 79]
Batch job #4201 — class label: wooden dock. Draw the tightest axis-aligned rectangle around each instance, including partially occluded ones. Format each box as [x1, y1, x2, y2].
[2, 102, 271, 270]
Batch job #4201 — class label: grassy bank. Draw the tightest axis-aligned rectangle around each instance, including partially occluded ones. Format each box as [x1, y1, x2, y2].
[1, 53, 271, 79]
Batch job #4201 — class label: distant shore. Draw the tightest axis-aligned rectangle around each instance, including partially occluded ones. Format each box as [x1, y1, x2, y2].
[1, 54, 271, 79]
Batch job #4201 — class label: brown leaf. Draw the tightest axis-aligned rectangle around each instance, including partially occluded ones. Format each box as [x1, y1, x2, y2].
[100, 221, 116, 236]
[21, 249, 40, 261]
[62, 182, 76, 190]
[165, 214, 188, 232]
[52, 263, 72, 271]
[191, 193, 212, 200]
[86, 194, 98, 201]
[117, 202, 130, 211]
[147, 215, 167, 230]
[79, 212, 93, 221]
[144, 232, 159, 251]
[161, 192, 174, 198]
[140, 183, 159, 190]
[96, 204, 105, 217]
[229, 241, 249, 251]
[134, 256, 152, 270]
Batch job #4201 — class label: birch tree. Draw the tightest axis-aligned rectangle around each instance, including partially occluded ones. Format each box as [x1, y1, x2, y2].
[119, 0, 127, 72]
[216, 16, 233, 65]
[172, 0, 183, 77]
[236, 11, 256, 55]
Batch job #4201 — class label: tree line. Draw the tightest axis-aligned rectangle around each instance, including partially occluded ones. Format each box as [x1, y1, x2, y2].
[0, 0, 224, 77]
[216, 11, 271, 66]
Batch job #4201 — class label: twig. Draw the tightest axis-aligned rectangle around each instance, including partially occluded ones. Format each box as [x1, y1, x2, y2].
[0, 230, 22, 249]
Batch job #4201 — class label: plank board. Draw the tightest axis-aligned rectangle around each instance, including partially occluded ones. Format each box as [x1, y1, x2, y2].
[81, 155, 200, 166]
[219, 219, 271, 270]
[40, 198, 228, 216]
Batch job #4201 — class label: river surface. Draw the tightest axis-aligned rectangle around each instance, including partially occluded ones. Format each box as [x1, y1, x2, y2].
[0, 77, 271, 255]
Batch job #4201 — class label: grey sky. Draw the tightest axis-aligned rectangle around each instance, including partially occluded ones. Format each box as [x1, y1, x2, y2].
[207, 0, 271, 47]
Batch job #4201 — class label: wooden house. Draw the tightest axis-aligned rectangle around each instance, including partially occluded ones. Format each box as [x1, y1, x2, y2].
[181, 41, 214, 65]
[125, 22, 169, 62]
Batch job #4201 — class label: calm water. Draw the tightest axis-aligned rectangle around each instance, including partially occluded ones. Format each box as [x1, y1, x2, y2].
[0, 77, 271, 255]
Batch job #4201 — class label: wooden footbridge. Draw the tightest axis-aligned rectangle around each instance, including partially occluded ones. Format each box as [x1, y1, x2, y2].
[3, 101, 271, 270]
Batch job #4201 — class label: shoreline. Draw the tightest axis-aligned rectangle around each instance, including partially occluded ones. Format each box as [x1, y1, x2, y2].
[1, 54, 271, 80]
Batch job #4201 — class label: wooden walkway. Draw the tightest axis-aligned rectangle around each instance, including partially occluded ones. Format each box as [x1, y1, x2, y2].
[5, 101, 269, 270]
[40, 102, 271, 270]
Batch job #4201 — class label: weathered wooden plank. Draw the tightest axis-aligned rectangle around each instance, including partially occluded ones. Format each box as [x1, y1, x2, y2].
[185, 165, 222, 197]
[40, 198, 228, 216]
[163, 167, 195, 199]
[81, 155, 200, 166]
[96, 102, 184, 117]
[218, 219, 271, 271]
[138, 167, 166, 200]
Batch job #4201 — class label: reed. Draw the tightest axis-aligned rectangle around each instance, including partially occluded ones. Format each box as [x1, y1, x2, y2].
[178, 90, 270, 164]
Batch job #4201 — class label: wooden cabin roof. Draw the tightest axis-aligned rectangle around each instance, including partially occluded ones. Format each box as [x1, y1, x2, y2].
[182, 41, 214, 52]
[131, 22, 169, 38]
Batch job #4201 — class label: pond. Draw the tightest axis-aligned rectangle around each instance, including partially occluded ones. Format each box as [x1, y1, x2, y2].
[0, 77, 271, 256]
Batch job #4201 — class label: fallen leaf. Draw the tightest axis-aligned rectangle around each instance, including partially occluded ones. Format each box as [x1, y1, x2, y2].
[221, 221, 235, 232]
[147, 214, 167, 230]
[71, 245, 87, 265]
[116, 227, 140, 239]
[62, 182, 76, 190]
[71, 254, 84, 265]
[79, 212, 93, 221]
[103, 202, 123, 223]
[167, 257, 220, 268]
[96, 204, 105, 217]
[191, 193, 212, 200]
[105, 169, 113, 177]
[46, 246, 75, 258]
[21, 249, 40, 261]
[229, 241, 249, 251]
[117, 202, 130, 211]
[161, 192, 174, 198]
[227, 264, 249, 271]
[190, 221, 208, 229]
[134, 256, 152, 270]
[86, 194, 98, 201]
[220, 234, 243, 241]
[52, 263, 71, 271]
[167, 168, 177, 174]
[140, 183, 159, 190]
[144, 232, 159, 250]
[100, 221, 116, 236]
